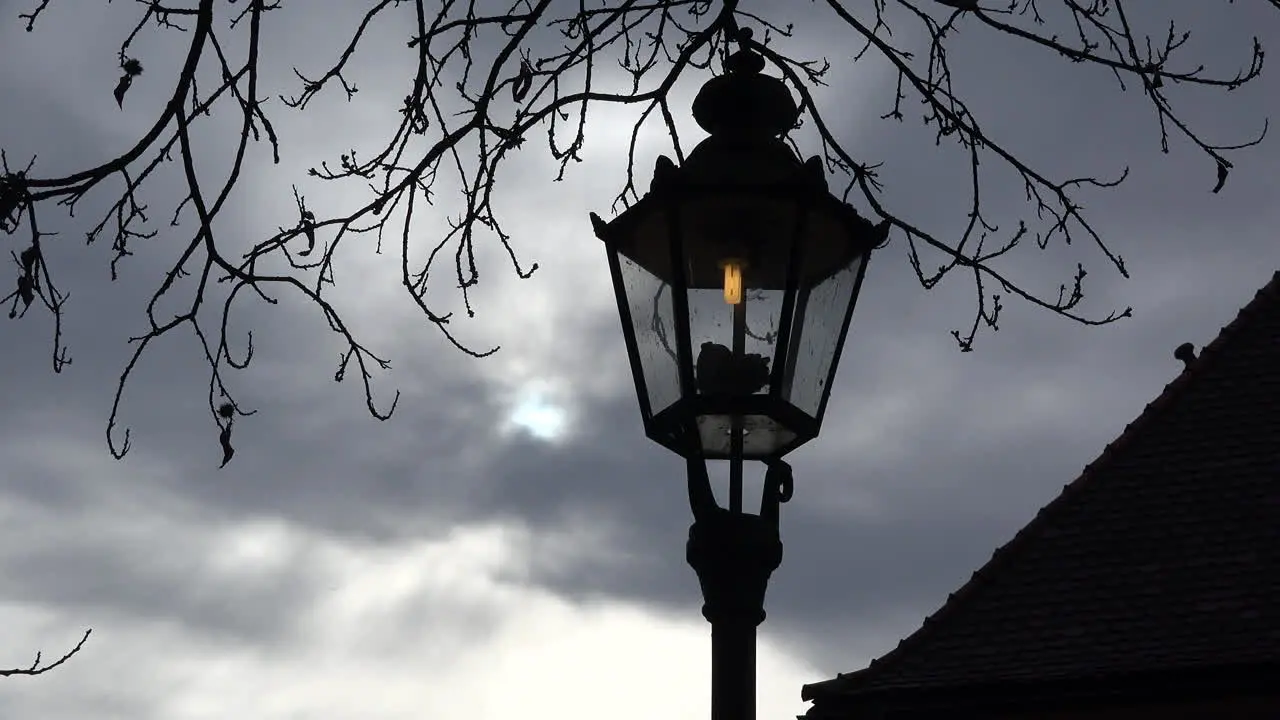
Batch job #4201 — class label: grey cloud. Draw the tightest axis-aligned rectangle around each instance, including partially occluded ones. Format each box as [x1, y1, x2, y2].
[3, 3, 1280, 717]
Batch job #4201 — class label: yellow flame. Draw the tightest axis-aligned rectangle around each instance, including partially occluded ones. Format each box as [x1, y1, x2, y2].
[722, 260, 743, 305]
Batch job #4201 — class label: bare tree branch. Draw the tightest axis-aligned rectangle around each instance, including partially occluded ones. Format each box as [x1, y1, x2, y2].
[1, 629, 92, 678]
[3, 0, 1275, 458]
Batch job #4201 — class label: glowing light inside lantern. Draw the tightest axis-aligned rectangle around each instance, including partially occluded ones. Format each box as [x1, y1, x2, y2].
[721, 260, 744, 305]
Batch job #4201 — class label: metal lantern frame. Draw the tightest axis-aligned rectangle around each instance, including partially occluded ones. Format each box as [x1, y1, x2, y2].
[590, 48, 888, 470]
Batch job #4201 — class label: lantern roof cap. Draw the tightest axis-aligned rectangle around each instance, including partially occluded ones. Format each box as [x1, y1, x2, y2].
[692, 36, 798, 138]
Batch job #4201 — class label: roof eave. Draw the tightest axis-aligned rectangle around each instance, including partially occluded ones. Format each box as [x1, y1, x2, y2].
[804, 659, 1280, 718]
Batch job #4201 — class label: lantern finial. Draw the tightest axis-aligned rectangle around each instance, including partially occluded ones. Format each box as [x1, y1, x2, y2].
[691, 35, 798, 138]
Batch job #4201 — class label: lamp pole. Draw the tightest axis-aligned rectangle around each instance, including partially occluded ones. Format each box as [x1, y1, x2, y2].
[680, 37, 799, 719]
[590, 25, 886, 720]
[685, 455, 791, 720]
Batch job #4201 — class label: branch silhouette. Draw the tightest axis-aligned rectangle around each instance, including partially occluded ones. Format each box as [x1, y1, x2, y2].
[0, 629, 92, 678]
[3, 0, 1274, 460]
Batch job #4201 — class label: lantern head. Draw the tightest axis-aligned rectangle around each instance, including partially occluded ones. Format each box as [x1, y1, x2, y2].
[591, 48, 888, 461]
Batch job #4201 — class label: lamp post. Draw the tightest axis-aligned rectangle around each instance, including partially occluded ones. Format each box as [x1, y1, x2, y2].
[590, 31, 888, 720]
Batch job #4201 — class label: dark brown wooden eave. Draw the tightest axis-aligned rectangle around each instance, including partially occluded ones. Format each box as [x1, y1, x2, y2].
[803, 659, 1280, 720]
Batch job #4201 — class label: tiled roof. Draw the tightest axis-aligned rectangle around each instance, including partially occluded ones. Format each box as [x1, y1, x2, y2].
[803, 270, 1280, 709]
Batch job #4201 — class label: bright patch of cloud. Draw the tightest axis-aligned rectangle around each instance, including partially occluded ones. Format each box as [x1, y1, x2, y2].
[2, 500, 821, 720]
[501, 381, 571, 441]
[508, 391, 568, 441]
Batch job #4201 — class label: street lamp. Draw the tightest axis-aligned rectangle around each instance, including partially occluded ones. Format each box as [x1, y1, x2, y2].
[590, 32, 888, 720]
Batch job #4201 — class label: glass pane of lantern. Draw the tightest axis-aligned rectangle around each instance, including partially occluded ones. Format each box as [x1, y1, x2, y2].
[783, 255, 865, 417]
[696, 414, 797, 459]
[686, 287, 785, 397]
[617, 252, 682, 416]
[679, 190, 797, 401]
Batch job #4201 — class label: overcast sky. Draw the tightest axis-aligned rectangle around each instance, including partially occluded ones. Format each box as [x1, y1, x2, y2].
[3, 2, 1279, 719]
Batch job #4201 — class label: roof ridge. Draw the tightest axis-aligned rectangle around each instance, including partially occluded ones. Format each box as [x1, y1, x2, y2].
[803, 269, 1280, 702]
